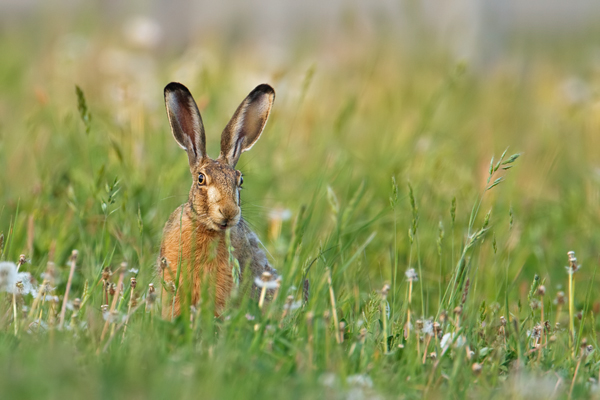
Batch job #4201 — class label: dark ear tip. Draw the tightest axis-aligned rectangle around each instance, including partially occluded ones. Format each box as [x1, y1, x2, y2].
[253, 83, 275, 98]
[164, 82, 191, 97]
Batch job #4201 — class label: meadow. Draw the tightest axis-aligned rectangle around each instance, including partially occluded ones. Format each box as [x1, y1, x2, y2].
[1, 12, 600, 400]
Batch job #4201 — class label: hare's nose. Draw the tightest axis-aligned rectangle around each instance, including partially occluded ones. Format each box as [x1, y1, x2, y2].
[219, 207, 238, 221]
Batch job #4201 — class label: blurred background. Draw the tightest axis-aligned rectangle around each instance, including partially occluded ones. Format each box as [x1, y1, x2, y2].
[1, 0, 600, 305]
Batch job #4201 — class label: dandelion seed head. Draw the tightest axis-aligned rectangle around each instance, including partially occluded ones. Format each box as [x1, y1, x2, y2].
[73, 298, 81, 311]
[537, 285, 546, 296]
[441, 332, 466, 348]
[346, 374, 373, 388]
[381, 284, 390, 297]
[0, 262, 18, 292]
[268, 208, 292, 221]
[405, 268, 418, 281]
[254, 276, 279, 289]
[423, 319, 434, 336]
[284, 299, 302, 311]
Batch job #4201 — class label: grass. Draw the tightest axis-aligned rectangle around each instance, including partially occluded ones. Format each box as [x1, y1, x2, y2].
[1, 13, 600, 400]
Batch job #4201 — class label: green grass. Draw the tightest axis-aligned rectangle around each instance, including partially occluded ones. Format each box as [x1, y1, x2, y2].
[1, 16, 600, 400]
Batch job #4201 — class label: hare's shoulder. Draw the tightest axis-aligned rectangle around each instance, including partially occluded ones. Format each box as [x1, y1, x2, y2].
[231, 219, 276, 277]
[158, 205, 194, 262]
[163, 205, 186, 230]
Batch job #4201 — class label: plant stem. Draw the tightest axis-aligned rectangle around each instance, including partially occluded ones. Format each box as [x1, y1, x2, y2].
[569, 271, 575, 356]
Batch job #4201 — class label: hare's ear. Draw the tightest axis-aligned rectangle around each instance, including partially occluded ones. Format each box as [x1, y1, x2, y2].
[164, 82, 207, 168]
[219, 84, 275, 167]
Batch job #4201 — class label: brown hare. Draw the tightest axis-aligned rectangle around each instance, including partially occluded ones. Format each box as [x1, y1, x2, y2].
[158, 82, 277, 318]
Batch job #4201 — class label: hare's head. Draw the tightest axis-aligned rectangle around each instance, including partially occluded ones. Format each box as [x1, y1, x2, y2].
[164, 82, 275, 232]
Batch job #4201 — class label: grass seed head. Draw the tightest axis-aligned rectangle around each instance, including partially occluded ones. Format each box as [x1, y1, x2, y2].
[433, 322, 442, 338]
[439, 310, 448, 324]
[160, 257, 168, 271]
[147, 284, 157, 305]
[461, 278, 470, 305]
[18, 254, 27, 268]
[102, 267, 112, 281]
[166, 281, 176, 293]
[303, 279, 310, 304]
[261, 271, 273, 282]
[381, 283, 390, 299]
[416, 320, 423, 331]
[44, 262, 56, 284]
[566, 251, 580, 274]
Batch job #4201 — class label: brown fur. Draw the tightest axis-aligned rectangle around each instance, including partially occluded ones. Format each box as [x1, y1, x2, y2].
[158, 82, 276, 318]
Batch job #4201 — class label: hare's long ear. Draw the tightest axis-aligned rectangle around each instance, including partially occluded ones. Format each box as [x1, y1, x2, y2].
[219, 84, 275, 167]
[164, 82, 206, 168]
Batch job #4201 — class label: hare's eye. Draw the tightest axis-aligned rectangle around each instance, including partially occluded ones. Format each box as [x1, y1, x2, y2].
[198, 173, 206, 185]
[239, 175, 244, 186]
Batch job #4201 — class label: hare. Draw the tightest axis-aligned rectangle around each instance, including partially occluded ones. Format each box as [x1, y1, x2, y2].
[158, 82, 277, 318]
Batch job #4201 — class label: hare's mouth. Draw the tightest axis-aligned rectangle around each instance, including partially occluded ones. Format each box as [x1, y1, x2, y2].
[218, 222, 228, 230]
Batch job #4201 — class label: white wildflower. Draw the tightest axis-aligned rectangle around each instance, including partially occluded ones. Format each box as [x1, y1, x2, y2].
[245, 313, 255, 321]
[128, 268, 139, 274]
[405, 268, 418, 281]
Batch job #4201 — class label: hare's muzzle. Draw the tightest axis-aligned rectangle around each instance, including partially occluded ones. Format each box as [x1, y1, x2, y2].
[217, 207, 240, 230]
